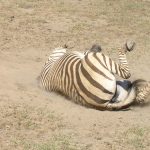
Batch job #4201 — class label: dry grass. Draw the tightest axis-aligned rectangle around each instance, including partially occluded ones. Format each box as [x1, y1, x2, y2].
[0, 102, 65, 149]
[0, 101, 87, 149]
[11, 135, 81, 150]
[114, 126, 150, 150]
[0, 103, 63, 130]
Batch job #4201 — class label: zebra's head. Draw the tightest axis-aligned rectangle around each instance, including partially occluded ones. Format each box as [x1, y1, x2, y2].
[132, 79, 150, 104]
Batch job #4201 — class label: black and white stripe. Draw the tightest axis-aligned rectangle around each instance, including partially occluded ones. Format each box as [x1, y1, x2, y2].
[39, 45, 149, 110]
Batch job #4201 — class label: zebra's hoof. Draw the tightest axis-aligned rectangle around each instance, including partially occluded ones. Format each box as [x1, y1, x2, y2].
[125, 40, 136, 52]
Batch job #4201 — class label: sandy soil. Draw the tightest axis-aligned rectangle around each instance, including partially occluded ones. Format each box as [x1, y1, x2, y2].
[0, 0, 150, 150]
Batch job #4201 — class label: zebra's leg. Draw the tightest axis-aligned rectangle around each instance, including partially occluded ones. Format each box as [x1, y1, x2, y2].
[116, 40, 136, 79]
[83, 40, 135, 80]
[101, 40, 136, 79]
[105, 79, 150, 110]
[111, 80, 132, 103]
[105, 83, 136, 110]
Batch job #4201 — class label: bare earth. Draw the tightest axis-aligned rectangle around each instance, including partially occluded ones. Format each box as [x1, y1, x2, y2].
[0, 0, 150, 150]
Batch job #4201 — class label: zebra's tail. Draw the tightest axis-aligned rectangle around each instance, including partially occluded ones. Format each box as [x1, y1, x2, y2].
[105, 79, 150, 110]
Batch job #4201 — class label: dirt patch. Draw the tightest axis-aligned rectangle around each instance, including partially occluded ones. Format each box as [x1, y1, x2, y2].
[0, 0, 150, 150]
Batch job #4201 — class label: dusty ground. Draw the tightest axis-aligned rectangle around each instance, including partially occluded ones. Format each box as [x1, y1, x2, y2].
[0, 0, 150, 150]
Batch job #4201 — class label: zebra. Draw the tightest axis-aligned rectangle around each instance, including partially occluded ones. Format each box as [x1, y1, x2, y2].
[39, 42, 150, 110]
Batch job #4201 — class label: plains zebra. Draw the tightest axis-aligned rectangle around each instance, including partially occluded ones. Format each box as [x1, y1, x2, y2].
[39, 42, 150, 110]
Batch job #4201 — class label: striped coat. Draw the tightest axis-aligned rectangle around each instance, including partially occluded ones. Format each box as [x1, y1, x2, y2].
[40, 45, 150, 110]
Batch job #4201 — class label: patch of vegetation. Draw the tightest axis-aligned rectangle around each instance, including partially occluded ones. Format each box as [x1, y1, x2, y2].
[102, 1, 150, 30]
[23, 135, 79, 150]
[10, 134, 87, 150]
[124, 127, 149, 150]
[71, 23, 91, 33]
[51, 1, 77, 14]
[0, 103, 63, 131]
[115, 126, 150, 150]
[0, 102, 67, 149]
